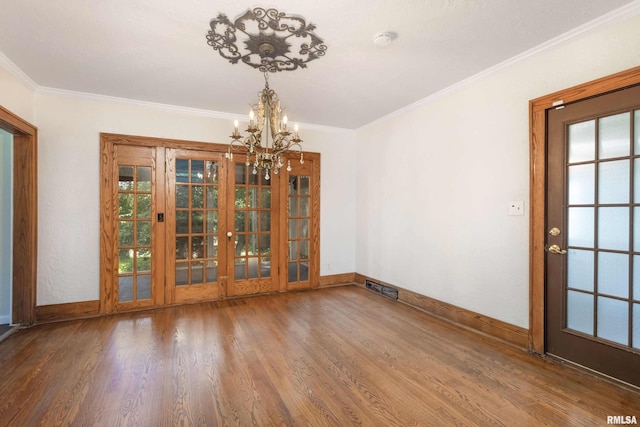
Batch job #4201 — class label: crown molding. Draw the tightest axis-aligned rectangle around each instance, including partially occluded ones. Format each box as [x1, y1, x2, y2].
[0, 51, 38, 91]
[358, 0, 640, 132]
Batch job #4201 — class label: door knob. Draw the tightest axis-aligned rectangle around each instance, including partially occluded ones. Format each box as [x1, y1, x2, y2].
[546, 244, 567, 255]
[227, 231, 233, 240]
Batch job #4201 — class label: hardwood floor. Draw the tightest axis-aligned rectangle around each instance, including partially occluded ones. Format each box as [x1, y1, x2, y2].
[0, 286, 637, 426]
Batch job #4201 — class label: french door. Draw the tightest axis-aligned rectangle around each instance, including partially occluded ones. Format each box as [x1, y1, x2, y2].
[101, 134, 319, 312]
[546, 84, 640, 386]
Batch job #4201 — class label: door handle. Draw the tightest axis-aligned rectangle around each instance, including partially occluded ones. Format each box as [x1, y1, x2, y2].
[546, 244, 567, 255]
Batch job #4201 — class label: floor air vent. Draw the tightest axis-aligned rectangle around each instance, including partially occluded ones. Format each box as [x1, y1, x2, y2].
[365, 280, 398, 300]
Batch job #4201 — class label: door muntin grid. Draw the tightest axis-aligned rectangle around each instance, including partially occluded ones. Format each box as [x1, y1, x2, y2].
[117, 165, 152, 302]
[565, 109, 640, 350]
[175, 158, 220, 286]
[287, 175, 311, 283]
[234, 163, 271, 281]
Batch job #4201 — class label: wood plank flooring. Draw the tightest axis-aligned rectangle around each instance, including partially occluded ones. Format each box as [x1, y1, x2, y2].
[0, 285, 638, 426]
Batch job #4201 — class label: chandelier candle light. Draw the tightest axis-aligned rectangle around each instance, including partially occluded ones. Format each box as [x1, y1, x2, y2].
[226, 72, 303, 180]
[206, 7, 327, 180]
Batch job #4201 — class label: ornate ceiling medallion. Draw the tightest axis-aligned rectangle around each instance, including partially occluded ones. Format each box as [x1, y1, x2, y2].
[206, 7, 327, 72]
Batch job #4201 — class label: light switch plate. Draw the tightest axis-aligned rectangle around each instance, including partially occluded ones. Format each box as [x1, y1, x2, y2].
[509, 201, 524, 216]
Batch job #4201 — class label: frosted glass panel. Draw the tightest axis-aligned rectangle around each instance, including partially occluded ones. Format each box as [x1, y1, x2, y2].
[598, 160, 629, 204]
[568, 207, 594, 248]
[599, 113, 630, 159]
[598, 252, 629, 299]
[567, 249, 594, 291]
[598, 207, 629, 251]
[567, 291, 593, 335]
[634, 304, 639, 349]
[597, 297, 628, 345]
[568, 120, 595, 163]
[568, 164, 594, 205]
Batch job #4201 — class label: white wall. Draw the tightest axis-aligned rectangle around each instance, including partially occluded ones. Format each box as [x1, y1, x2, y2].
[0, 61, 36, 123]
[33, 92, 356, 305]
[0, 129, 12, 324]
[355, 14, 640, 328]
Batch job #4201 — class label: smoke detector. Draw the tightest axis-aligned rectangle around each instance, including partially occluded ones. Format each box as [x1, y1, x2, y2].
[373, 32, 394, 48]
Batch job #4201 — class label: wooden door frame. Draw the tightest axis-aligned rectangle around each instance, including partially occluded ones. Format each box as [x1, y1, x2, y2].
[0, 105, 37, 326]
[529, 66, 640, 353]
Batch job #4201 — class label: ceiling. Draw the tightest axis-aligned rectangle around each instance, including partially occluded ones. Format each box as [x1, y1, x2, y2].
[0, 0, 636, 129]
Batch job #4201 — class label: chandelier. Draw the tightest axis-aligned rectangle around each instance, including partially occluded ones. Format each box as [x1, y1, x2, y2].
[206, 7, 327, 179]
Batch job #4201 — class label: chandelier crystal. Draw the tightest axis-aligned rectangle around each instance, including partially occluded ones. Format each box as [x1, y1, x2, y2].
[226, 72, 303, 180]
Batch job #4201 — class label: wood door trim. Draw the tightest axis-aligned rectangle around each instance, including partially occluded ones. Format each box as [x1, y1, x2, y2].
[529, 65, 640, 353]
[0, 105, 37, 326]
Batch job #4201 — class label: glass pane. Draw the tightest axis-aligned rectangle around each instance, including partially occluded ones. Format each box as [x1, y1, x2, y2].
[176, 262, 188, 286]
[235, 258, 247, 280]
[635, 159, 640, 203]
[568, 120, 595, 163]
[598, 207, 629, 251]
[260, 211, 271, 232]
[300, 197, 310, 217]
[118, 221, 134, 246]
[191, 236, 204, 259]
[568, 207, 594, 248]
[118, 193, 134, 218]
[300, 219, 309, 238]
[289, 197, 298, 216]
[235, 163, 246, 185]
[248, 188, 258, 208]
[191, 160, 204, 183]
[118, 249, 133, 274]
[206, 260, 218, 282]
[205, 161, 218, 184]
[260, 172, 270, 186]
[248, 211, 258, 232]
[206, 187, 218, 209]
[300, 262, 309, 282]
[248, 257, 259, 279]
[599, 113, 630, 159]
[206, 235, 218, 258]
[289, 241, 298, 260]
[289, 176, 298, 195]
[176, 159, 189, 183]
[235, 211, 246, 232]
[191, 261, 204, 284]
[598, 160, 629, 204]
[261, 257, 271, 278]
[634, 256, 640, 303]
[300, 240, 309, 260]
[176, 185, 189, 208]
[192, 186, 204, 209]
[248, 234, 258, 256]
[136, 167, 151, 192]
[568, 164, 594, 205]
[118, 166, 135, 191]
[235, 188, 246, 208]
[598, 252, 629, 299]
[118, 276, 133, 302]
[597, 297, 628, 345]
[259, 234, 271, 255]
[176, 237, 188, 260]
[235, 234, 246, 256]
[249, 168, 259, 186]
[634, 303, 639, 349]
[567, 249, 594, 292]
[635, 110, 640, 155]
[136, 221, 151, 246]
[300, 176, 310, 195]
[289, 219, 298, 239]
[136, 275, 151, 300]
[206, 211, 218, 233]
[261, 188, 271, 208]
[136, 194, 151, 219]
[567, 290, 594, 335]
[288, 262, 298, 283]
[136, 248, 151, 273]
[176, 211, 188, 234]
[191, 211, 204, 234]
